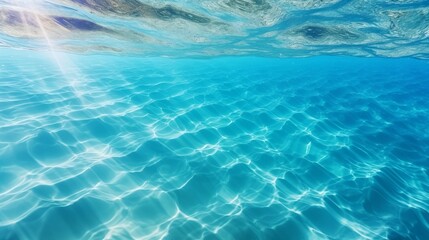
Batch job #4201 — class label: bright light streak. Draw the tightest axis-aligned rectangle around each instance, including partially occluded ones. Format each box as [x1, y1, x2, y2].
[21, 0, 86, 99]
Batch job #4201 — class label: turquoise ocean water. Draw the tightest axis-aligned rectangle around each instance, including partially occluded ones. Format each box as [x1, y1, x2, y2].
[1, 1, 429, 240]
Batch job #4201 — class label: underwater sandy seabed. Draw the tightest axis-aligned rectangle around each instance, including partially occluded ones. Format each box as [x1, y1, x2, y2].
[0, 49, 428, 239]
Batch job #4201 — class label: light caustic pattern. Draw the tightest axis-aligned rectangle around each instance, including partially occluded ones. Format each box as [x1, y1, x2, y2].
[1, 51, 429, 239]
[1, 0, 429, 58]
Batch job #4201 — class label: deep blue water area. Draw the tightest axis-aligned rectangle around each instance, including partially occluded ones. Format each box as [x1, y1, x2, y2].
[0, 49, 428, 239]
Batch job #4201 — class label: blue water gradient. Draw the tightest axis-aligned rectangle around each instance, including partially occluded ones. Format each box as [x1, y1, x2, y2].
[1, 49, 429, 239]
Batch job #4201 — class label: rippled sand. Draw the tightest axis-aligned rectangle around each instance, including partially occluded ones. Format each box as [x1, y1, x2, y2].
[1, 50, 429, 239]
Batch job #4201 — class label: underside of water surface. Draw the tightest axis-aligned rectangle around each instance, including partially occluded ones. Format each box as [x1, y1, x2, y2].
[1, 0, 429, 58]
[1, 1, 429, 240]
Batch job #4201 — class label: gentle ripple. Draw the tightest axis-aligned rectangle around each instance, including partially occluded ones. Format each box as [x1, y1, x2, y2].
[1, 49, 429, 239]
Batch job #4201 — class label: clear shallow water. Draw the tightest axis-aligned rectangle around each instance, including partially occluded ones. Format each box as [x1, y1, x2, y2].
[1, 49, 429, 239]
